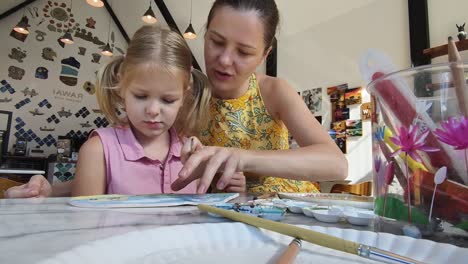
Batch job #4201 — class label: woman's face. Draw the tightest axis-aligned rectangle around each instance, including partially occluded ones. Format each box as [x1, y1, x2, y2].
[204, 6, 269, 99]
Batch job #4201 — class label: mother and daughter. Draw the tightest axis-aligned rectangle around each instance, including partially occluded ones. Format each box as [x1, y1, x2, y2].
[5, 0, 347, 198]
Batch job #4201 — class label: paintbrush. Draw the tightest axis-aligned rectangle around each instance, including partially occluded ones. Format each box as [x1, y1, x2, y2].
[276, 238, 301, 264]
[198, 204, 424, 264]
[448, 36, 468, 116]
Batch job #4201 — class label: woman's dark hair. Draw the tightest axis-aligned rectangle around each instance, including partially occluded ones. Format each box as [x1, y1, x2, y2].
[206, 0, 279, 50]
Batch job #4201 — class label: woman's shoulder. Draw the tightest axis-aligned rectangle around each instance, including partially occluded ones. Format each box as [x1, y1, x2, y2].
[256, 73, 290, 90]
[256, 73, 297, 117]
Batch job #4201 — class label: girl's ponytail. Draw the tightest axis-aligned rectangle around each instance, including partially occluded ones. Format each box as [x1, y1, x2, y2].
[95, 56, 125, 125]
[176, 68, 211, 137]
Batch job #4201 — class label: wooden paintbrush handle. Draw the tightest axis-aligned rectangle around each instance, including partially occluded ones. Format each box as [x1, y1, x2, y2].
[276, 238, 301, 264]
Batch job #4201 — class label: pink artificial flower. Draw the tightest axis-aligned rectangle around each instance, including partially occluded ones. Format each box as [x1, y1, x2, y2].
[434, 116, 468, 150]
[390, 124, 439, 162]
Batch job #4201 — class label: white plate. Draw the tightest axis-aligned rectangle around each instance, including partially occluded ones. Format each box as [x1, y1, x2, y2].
[38, 223, 467, 264]
[279, 193, 373, 209]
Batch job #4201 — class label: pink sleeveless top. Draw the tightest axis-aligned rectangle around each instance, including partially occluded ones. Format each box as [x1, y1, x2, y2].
[92, 126, 197, 195]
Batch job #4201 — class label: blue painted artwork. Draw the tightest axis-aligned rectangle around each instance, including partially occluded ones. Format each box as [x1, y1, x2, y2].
[69, 193, 240, 208]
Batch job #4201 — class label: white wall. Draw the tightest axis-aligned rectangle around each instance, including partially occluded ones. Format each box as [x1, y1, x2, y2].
[0, 0, 127, 155]
[275, 0, 411, 183]
[428, 0, 468, 63]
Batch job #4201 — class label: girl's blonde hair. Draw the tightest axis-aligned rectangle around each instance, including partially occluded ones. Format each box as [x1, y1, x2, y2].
[95, 25, 211, 137]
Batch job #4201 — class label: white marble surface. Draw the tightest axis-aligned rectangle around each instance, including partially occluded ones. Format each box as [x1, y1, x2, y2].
[0, 197, 371, 264]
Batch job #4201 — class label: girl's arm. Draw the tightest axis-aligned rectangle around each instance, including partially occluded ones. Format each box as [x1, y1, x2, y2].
[172, 76, 348, 194]
[71, 135, 107, 196]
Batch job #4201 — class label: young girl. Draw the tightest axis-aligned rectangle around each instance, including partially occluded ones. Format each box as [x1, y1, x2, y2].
[71, 25, 211, 196]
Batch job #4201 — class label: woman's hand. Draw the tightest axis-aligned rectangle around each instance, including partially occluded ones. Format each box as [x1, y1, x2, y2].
[4, 175, 52, 198]
[173, 137, 244, 193]
[223, 171, 246, 193]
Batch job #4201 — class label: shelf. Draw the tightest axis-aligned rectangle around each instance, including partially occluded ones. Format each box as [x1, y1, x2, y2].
[423, 38, 468, 58]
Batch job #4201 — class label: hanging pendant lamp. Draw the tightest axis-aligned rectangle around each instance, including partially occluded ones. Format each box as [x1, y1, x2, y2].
[87, 0, 104, 8]
[142, 0, 157, 24]
[183, 0, 196, 39]
[13, 16, 30, 34]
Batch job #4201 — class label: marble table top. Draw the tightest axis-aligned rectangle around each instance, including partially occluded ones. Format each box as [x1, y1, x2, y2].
[0, 196, 372, 264]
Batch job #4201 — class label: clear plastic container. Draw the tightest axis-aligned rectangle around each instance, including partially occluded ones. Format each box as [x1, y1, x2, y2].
[367, 62, 468, 247]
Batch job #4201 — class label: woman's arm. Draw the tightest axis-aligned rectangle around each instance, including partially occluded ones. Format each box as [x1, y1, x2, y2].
[240, 75, 348, 181]
[172, 76, 347, 194]
[71, 135, 107, 196]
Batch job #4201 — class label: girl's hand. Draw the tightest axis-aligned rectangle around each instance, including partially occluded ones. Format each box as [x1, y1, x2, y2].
[4, 175, 52, 198]
[172, 145, 243, 194]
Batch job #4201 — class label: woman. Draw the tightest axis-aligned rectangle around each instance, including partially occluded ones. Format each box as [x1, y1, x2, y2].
[5, 0, 347, 198]
[171, 0, 347, 194]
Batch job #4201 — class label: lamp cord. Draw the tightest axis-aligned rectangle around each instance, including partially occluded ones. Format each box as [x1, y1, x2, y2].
[189, 0, 192, 22]
[107, 0, 112, 43]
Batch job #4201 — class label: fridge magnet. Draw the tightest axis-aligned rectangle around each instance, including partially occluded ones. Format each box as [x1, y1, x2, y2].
[38, 99, 52, 108]
[334, 107, 349, 121]
[74, 28, 105, 46]
[327, 83, 348, 102]
[91, 53, 101, 64]
[58, 107, 72, 118]
[21, 87, 38, 97]
[456, 23, 466, 41]
[8, 66, 25, 80]
[332, 121, 346, 132]
[86, 17, 96, 29]
[345, 119, 363, 137]
[35, 30, 47, 41]
[40, 126, 55, 132]
[78, 47, 86, 56]
[36, 18, 46, 26]
[329, 130, 347, 154]
[14, 98, 31, 109]
[344, 87, 362, 105]
[361, 102, 371, 120]
[43, 1, 77, 33]
[60, 57, 81, 86]
[83, 81, 95, 94]
[8, 47, 27, 63]
[1, 80, 16, 94]
[29, 108, 45, 116]
[35, 67, 49, 79]
[80, 121, 92, 128]
[27, 6, 39, 19]
[42, 47, 57, 61]
[302, 87, 322, 114]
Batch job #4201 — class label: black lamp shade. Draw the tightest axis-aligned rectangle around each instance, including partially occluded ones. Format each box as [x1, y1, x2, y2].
[183, 23, 197, 40]
[142, 6, 157, 24]
[13, 16, 30, 34]
[101, 43, 113, 56]
[60, 30, 74, 44]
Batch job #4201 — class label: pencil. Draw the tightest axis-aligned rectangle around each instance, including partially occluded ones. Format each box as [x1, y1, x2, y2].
[276, 238, 301, 264]
[448, 36, 468, 116]
[198, 204, 424, 264]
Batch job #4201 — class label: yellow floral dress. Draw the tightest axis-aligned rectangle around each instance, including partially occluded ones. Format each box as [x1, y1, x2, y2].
[200, 74, 319, 194]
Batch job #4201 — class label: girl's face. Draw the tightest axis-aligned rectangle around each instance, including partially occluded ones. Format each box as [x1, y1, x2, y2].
[204, 6, 270, 99]
[122, 66, 185, 142]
